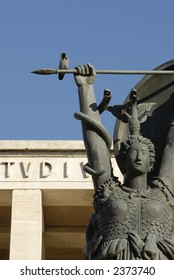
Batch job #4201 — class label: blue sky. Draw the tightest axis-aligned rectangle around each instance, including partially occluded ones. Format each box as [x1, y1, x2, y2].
[0, 0, 174, 140]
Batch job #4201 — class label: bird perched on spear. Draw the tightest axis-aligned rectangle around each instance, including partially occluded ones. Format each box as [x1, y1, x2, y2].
[58, 53, 69, 80]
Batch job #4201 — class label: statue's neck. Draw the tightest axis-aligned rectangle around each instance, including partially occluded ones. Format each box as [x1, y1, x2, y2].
[124, 173, 148, 191]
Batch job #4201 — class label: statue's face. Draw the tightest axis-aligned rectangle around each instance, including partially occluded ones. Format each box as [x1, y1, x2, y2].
[125, 142, 150, 175]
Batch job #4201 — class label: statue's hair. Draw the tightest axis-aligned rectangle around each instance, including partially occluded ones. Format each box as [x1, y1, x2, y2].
[117, 135, 155, 173]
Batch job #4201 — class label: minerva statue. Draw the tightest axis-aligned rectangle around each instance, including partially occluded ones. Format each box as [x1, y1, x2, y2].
[73, 63, 174, 260]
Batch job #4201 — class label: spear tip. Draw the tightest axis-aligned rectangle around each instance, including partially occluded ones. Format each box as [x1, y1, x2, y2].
[31, 68, 57, 75]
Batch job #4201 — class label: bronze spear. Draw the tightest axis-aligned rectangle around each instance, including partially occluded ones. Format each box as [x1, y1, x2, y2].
[31, 68, 174, 75]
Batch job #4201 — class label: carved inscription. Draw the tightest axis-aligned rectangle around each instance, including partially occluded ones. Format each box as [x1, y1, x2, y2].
[0, 158, 120, 182]
[0, 158, 91, 181]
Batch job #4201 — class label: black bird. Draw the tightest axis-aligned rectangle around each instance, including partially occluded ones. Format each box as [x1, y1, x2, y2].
[58, 53, 69, 80]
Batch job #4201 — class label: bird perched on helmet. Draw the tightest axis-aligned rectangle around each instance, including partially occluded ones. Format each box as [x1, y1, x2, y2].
[58, 53, 69, 80]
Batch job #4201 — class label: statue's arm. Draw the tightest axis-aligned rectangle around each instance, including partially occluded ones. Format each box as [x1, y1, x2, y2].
[158, 120, 174, 195]
[74, 64, 113, 191]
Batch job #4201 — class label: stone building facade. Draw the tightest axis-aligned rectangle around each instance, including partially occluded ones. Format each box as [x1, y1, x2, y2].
[0, 140, 122, 260]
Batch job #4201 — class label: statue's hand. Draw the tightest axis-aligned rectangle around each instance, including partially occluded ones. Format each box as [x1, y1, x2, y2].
[74, 64, 96, 86]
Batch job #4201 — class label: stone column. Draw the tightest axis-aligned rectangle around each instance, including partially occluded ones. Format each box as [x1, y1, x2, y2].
[9, 190, 43, 260]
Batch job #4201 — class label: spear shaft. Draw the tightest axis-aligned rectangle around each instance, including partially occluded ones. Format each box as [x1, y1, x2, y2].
[31, 68, 174, 75]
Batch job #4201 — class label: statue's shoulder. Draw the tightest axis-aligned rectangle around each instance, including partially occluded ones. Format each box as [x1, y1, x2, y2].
[93, 177, 121, 210]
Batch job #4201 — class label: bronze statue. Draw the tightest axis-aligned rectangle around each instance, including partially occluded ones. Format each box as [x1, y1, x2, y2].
[73, 63, 174, 260]
[32, 58, 174, 260]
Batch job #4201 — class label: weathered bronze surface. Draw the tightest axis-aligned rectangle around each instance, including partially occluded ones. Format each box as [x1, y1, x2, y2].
[32, 59, 174, 260]
[73, 61, 174, 260]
